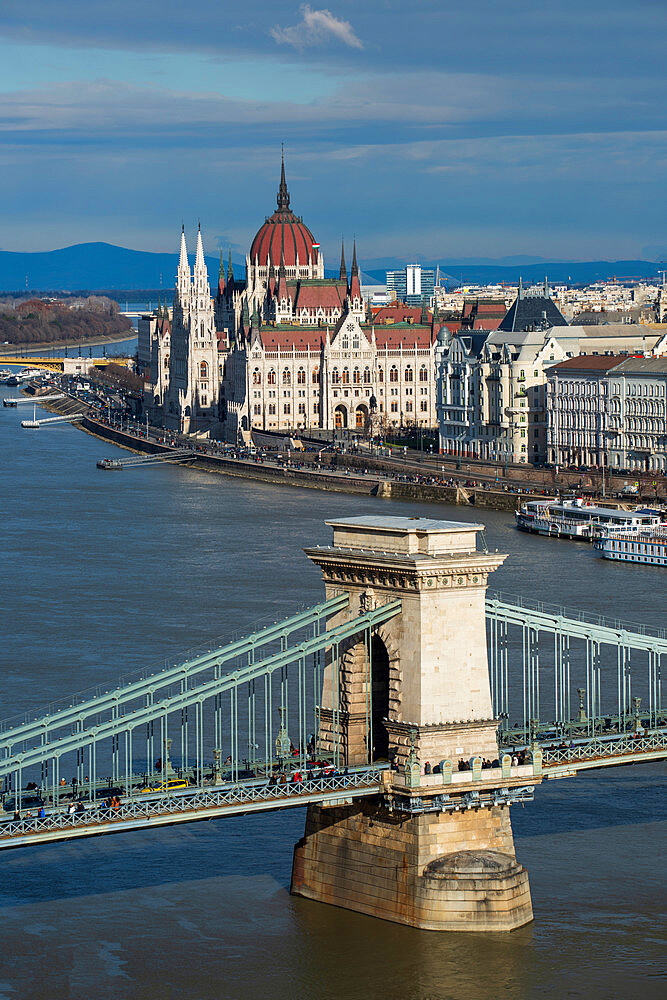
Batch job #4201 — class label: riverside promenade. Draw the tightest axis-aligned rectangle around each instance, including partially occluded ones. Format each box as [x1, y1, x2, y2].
[26, 382, 661, 510]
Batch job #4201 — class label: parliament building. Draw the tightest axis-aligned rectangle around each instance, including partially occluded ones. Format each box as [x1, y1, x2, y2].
[145, 157, 442, 439]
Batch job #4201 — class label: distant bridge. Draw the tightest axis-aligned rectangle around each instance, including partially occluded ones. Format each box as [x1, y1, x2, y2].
[0, 356, 131, 372]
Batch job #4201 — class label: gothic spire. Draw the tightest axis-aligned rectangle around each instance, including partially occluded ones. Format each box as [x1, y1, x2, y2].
[178, 225, 190, 277]
[194, 223, 207, 276]
[227, 248, 234, 284]
[277, 146, 290, 211]
[349, 239, 361, 301]
[339, 239, 347, 282]
[277, 244, 288, 302]
[217, 250, 225, 296]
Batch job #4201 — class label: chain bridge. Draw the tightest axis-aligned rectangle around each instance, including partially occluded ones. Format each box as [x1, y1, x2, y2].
[2, 515, 665, 932]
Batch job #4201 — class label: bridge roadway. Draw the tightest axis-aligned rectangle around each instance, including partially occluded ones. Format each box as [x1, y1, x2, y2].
[1, 730, 665, 850]
[0, 765, 387, 850]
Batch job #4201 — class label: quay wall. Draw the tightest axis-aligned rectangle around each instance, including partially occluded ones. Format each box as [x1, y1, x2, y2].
[81, 417, 378, 496]
[27, 395, 542, 510]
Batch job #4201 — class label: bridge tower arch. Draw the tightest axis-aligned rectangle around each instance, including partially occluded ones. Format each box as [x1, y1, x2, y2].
[292, 515, 534, 932]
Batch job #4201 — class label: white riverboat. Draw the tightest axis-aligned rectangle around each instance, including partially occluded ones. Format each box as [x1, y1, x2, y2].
[515, 499, 664, 541]
[594, 528, 667, 566]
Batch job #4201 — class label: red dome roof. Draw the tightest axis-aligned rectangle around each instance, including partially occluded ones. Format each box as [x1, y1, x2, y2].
[249, 158, 318, 267]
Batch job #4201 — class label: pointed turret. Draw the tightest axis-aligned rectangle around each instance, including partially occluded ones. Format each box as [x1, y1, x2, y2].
[217, 250, 225, 298]
[267, 249, 276, 296]
[277, 247, 288, 302]
[194, 224, 208, 278]
[227, 248, 234, 285]
[277, 146, 290, 211]
[175, 226, 191, 308]
[349, 239, 361, 301]
[178, 225, 190, 278]
[339, 239, 347, 282]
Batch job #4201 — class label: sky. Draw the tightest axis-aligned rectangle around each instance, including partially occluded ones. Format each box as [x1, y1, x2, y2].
[1, 0, 666, 263]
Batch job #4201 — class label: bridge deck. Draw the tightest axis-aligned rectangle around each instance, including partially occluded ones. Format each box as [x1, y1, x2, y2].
[0, 767, 387, 850]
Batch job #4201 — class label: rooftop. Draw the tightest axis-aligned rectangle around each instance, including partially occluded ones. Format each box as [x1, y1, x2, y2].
[327, 516, 483, 533]
[324, 516, 487, 558]
[609, 356, 667, 375]
[548, 354, 625, 373]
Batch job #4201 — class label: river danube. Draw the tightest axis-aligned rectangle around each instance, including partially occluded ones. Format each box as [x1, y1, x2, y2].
[1, 391, 665, 1000]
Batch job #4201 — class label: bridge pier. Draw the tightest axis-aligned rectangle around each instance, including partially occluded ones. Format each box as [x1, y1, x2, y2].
[292, 516, 534, 932]
[292, 797, 532, 932]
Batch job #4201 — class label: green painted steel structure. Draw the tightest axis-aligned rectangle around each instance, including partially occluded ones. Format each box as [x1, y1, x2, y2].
[0, 590, 665, 851]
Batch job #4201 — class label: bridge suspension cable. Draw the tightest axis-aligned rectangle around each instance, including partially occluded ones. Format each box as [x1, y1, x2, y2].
[486, 592, 666, 744]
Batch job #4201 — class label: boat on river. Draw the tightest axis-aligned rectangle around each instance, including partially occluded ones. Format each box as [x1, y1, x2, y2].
[594, 527, 667, 566]
[515, 498, 664, 541]
[96, 458, 123, 470]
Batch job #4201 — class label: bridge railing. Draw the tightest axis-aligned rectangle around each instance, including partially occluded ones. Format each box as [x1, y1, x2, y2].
[0, 766, 388, 845]
[0, 596, 402, 814]
[542, 731, 667, 766]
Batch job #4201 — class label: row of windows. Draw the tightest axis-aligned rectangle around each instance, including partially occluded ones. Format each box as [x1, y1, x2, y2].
[251, 365, 431, 386]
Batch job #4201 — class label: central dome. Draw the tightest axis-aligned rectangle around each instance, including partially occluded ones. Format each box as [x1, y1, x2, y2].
[249, 158, 318, 267]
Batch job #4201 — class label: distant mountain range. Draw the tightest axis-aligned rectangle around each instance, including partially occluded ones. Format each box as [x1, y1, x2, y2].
[0, 242, 663, 293]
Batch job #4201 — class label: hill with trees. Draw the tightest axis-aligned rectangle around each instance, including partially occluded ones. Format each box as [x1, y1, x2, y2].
[0, 296, 132, 345]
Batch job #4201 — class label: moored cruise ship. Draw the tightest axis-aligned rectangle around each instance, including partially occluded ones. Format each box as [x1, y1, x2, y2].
[515, 498, 664, 541]
[594, 528, 667, 566]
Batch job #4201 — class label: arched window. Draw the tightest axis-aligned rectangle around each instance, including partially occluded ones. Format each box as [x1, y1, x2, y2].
[404, 366, 413, 382]
[312, 368, 320, 384]
[200, 361, 208, 380]
[297, 368, 306, 385]
[282, 369, 291, 385]
[378, 369, 384, 383]
[252, 369, 261, 385]
[353, 367, 360, 384]
[363, 367, 371, 384]
[342, 368, 350, 384]
[331, 368, 340, 385]
[419, 365, 428, 382]
[164, 355, 169, 371]
[267, 369, 276, 385]
[389, 366, 398, 383]
[200, 321, 205, 338]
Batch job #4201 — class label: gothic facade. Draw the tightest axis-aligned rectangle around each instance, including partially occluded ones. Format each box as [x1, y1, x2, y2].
[147, 158, 441, 439]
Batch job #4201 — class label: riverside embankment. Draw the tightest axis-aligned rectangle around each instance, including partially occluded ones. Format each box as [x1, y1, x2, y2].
[26, 387, 527, 508]
[81, 411, 525, 509]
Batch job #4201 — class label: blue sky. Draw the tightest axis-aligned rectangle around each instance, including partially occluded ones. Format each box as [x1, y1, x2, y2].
[1, 0, 666, 262]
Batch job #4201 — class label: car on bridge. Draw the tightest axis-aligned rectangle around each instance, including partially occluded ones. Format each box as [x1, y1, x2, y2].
[139, 778, 190, 794]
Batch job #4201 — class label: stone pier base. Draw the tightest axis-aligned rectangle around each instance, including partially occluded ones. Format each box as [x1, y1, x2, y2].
[291, 799, 532, 932]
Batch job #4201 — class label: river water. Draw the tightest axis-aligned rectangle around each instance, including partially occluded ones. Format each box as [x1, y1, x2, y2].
[0, 390, 665, 1000]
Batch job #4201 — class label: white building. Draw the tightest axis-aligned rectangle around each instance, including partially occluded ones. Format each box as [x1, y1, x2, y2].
[435, 283, 667, 464]
[145, 158, 442, 440]
[547, 355, 667, 472]
[162, 226, 222, 435]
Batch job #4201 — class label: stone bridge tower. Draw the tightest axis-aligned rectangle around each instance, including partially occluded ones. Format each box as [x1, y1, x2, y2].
[291, 515, 535, 932]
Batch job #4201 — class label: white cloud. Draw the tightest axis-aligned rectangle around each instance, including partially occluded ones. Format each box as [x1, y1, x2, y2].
[270, 4, 363, 50]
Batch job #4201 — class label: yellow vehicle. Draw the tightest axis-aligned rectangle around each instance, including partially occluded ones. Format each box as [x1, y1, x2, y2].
[139, 778, 190, 794]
